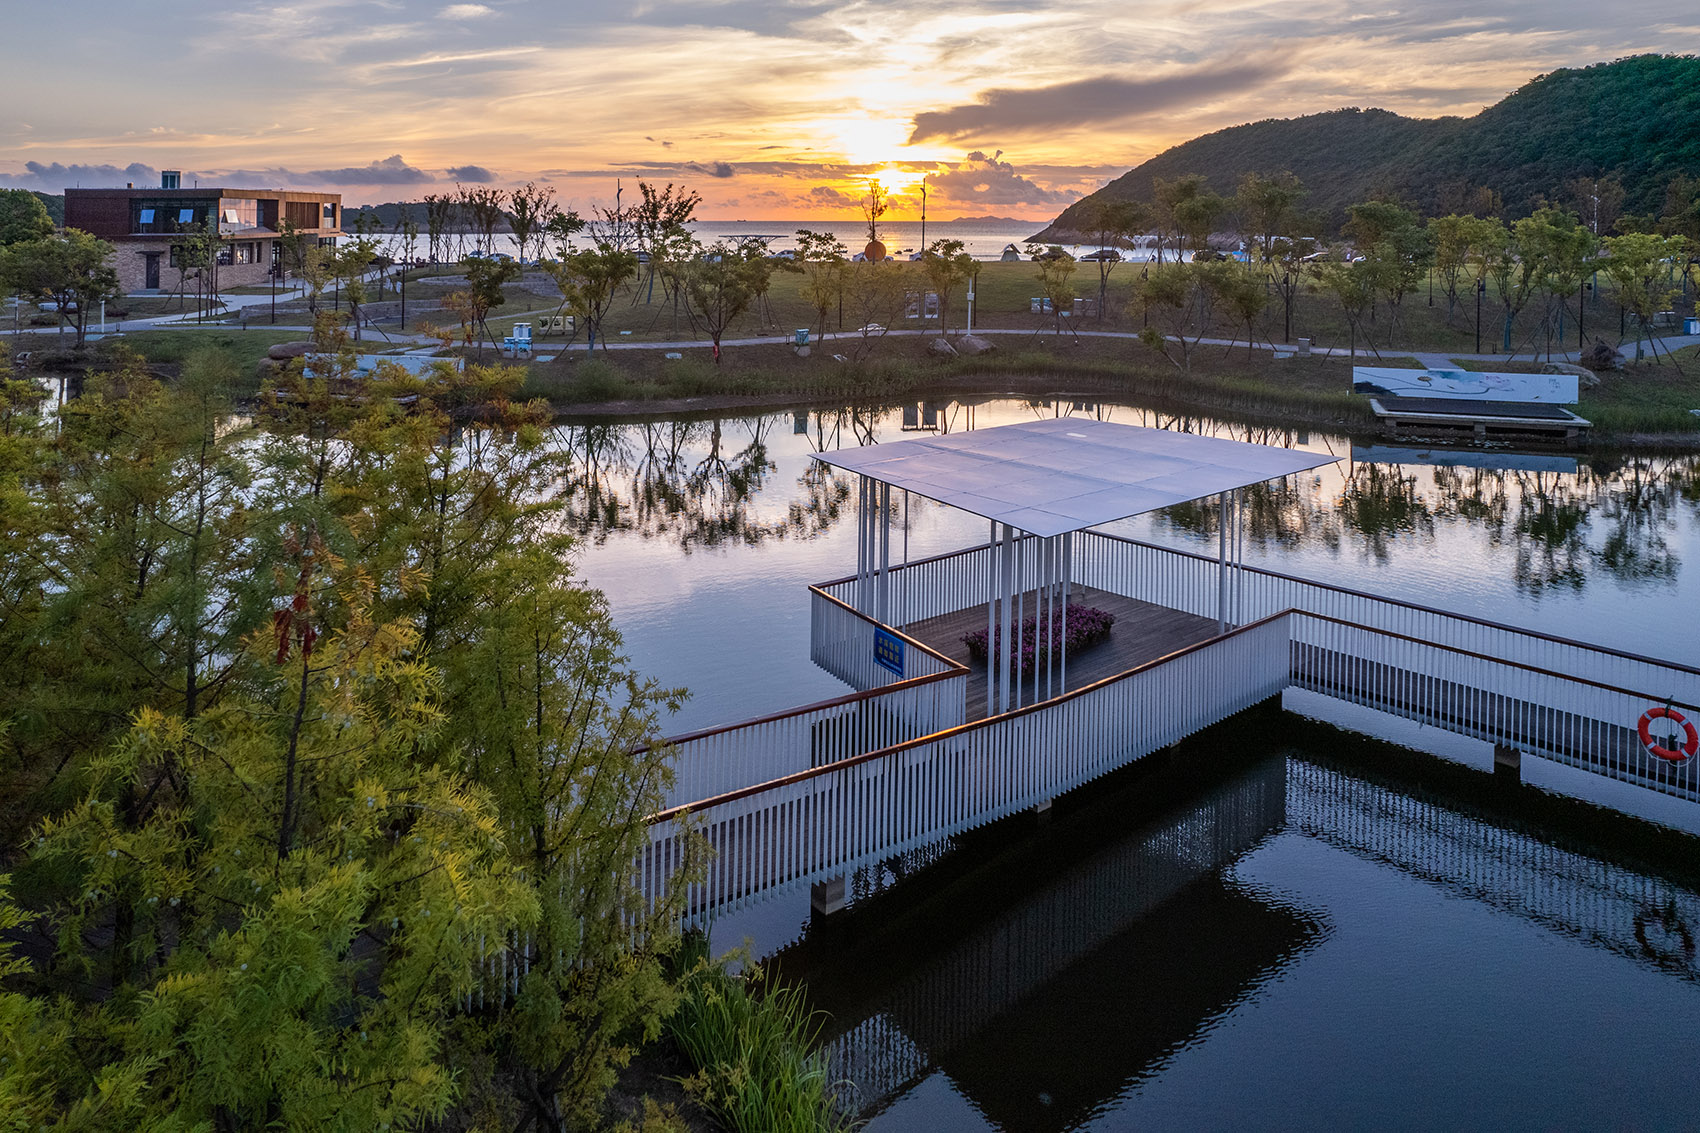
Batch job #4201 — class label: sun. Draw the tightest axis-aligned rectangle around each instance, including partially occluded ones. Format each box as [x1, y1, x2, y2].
[872, 165, 923, 195]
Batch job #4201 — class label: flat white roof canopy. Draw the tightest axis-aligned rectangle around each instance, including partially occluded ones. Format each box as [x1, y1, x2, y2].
[814, 417, 1337, 537]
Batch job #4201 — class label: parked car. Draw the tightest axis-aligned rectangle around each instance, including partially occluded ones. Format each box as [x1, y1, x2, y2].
[1079, 249, 1122, 262]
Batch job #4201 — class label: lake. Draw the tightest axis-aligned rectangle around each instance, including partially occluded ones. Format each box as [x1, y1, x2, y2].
[558, 394, 1700, 1128]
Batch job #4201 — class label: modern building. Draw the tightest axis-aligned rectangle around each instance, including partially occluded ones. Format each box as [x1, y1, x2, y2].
[64, 171, 341, 295]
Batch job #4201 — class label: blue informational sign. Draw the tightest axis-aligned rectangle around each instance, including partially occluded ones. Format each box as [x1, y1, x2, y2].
[873, 627, 905, 677]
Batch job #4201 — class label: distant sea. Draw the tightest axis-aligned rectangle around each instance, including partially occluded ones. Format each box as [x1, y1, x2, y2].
[381, 217, 1162, 262]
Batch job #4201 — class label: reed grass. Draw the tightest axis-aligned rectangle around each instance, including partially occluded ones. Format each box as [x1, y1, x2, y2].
[666, 939, 854, 1132]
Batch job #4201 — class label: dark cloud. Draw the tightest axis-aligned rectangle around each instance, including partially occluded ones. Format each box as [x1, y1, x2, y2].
[445, 164, 496, 182]
[686, 161, 736, 179]
[308, 154, 432, 185]
[924, 151, 1075, 207]
[908, 62, 1289, 142]
[1, 160, 161, 192]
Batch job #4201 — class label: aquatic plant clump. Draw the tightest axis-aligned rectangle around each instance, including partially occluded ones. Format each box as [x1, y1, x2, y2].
[962, 604, 1116, 675]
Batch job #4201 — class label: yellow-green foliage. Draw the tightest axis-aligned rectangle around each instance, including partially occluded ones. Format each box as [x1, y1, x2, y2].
[0, 338, 694, 1127]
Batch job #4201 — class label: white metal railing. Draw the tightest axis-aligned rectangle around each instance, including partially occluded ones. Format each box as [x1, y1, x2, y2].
[644, 538, 1700, 922]
[1285, 610, 1700, 801]
[660, 592, 965, 809]
[644, 615, 1290, 917]
[1071, 531, 1700, 705]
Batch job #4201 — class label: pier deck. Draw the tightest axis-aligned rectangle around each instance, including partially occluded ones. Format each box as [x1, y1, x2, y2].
[900, 584, 1221, 720]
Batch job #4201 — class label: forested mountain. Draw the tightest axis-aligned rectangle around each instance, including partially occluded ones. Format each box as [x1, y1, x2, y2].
[1033, 54, 1700, 238]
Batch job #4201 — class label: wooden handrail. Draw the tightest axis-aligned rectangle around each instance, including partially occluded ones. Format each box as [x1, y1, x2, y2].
[649, 605, 1699, 824]
[1084, 530, 1700, 679]
[1292, 610, 1700, 711]
[834, 530, 1700, 681]
[647, 611, 1291, 823]
[643, 587, 967, 751]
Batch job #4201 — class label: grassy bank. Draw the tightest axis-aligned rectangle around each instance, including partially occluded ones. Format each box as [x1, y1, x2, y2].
[520, 333, 1395, 431]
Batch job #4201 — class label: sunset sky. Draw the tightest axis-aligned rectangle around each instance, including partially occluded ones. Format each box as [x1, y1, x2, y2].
[4, 1, 1698, 220]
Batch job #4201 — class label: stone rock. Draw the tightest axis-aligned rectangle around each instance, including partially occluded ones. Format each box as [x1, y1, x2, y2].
[1541, 361, 1601, 388]
[928, 337, 958, 357]
[955, 334, 996, 356]
[267, 340, 315, 361]
[1579, 337, 1623, 372]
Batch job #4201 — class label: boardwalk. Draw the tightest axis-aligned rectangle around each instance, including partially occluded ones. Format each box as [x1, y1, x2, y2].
[900, 584, 1221, 720]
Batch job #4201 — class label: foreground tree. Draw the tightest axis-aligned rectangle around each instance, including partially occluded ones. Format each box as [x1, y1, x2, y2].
[0, 350, 695, 1128]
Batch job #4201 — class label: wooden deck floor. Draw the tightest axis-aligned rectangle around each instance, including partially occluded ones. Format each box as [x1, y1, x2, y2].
[899, 585, 1223, 720]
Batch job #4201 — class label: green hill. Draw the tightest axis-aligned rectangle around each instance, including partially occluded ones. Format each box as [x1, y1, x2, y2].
[1033, 54, 1700, 239]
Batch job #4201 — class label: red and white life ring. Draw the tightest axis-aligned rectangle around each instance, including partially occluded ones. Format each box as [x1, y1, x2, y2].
[1637, 705, 1699, 763]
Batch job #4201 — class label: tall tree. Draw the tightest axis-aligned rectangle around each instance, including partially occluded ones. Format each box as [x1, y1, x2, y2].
[507, 181, 558, 263]
[683, 242, 772, 364]
[546, 246, 639, 352]
[1081, 198, 1150, 322]
[459, 184, 509, 257]
[795, 229, 848, 339]
[920, 238, 977, 336]
[0, 228, 120, 347]
[1235, 171, 1307, 261]
[0, 188, 54, 246]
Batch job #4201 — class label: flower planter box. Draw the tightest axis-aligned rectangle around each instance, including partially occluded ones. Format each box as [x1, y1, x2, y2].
[962, 605, 1116, 676]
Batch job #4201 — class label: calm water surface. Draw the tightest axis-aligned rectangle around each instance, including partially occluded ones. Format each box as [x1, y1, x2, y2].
[557, 396, 1700, 1127]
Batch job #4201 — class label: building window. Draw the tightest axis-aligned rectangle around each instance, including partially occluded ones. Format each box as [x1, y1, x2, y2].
[138, 207, 155, 225]
[216, 243, 234, 266]
[234, 242, 260, 265]
[178, 208, 196, 225]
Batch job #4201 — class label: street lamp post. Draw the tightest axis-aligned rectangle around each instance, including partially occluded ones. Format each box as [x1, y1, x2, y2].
[1475, 278, 1485, 354]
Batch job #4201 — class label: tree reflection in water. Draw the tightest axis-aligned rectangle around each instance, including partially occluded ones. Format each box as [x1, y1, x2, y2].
[547, 400, 1700, 598]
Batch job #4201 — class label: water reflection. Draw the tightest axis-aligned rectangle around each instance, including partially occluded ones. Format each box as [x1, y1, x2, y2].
[777, 748, 1700, 1130]
[554, 400, 1700, 598]
[565, 397, 1700, 732]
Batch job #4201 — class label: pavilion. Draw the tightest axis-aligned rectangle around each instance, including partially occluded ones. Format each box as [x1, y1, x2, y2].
[813, 418, 1337, 716]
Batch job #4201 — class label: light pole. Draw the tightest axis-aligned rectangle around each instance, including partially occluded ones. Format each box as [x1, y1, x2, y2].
[1475, 278, 1485, 354]
[919, 183, 927, 254]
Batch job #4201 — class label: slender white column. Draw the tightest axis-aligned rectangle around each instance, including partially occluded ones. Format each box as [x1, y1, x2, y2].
[1217, 492, 1228, 634]
[986, 520, 997, 714]
[878, 481, 891, 624]
[901, 490, 909, 628]
[999, 523, 1014, 714]
[1060, 532, 1071, 693]
[1233, 487, 1245, 626]
[1015, 530, 1025, 709]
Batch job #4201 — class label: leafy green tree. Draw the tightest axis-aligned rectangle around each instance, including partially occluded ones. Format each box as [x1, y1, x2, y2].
[1080, 198, 1149, 322]
[0, 227, 120, 347]
[0, 351, 698, 1128]
[1514, 207, 1596, 358]
[795, 229, 848, 339]
[1600, 232, 1686, 362]
[1429, 214, 1501, 325]
[1310, 258, 1382, 362]
[508, 180, 559, 263]
[1033, 248, 1078, 337]
[0, 188, 54, 246]
[1133, 262, 1222, 372]
[1235, 171, 1306, 261]
[684, 242, 773, 364]
[920, 238, 977, 336]
[546, 245, 639, 352]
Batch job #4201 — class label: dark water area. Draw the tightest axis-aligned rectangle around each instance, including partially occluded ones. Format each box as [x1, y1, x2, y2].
[554, 396, 1700, 1127]
[776, 722, 1700, 1130]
